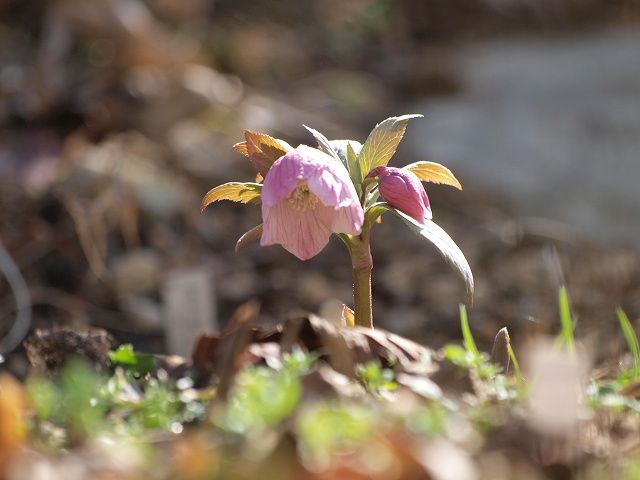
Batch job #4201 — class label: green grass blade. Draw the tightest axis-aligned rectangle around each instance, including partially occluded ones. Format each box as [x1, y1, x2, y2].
[558, 286, 576, 355]
[617, 307, 640, 378]
[459, 304, 479, 359]
[506, 341, 523, 382]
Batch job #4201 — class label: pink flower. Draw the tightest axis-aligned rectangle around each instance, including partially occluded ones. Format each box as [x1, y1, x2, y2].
[260, 145, 364, 260]
[367, 166, 432, 224]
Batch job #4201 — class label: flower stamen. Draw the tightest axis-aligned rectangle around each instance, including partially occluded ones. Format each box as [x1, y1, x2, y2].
[287, 182, 319, 211]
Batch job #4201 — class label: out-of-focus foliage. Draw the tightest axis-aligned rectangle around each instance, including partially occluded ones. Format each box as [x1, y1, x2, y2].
[215, 366, 301, 435]
[2, 296, 636, 478]
[109, 343, 156, 376]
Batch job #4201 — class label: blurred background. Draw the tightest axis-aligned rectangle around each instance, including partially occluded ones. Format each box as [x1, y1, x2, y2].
[1, 0, 639, 372]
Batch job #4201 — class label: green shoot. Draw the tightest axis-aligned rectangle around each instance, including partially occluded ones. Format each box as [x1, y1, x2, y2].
[459, 304, 480, 359]
[358, 361, 397, 394]
[506, 342, 521, 378]
[557, 286, 576, 355]
[506, 336, 523, 384]
[452, 305, 501, 379]
[617, 308, 640, 378]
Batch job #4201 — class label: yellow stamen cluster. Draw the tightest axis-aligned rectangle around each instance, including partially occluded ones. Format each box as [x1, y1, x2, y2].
[287, 183, 319, 211]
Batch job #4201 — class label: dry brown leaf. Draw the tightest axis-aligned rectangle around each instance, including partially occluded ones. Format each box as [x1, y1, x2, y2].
[232, 141, 249, 157]
[191, 313, 438, 391]
[192, 300, 260, 396]
[490, 327, 511, 374]
[244, 131, 292, 176]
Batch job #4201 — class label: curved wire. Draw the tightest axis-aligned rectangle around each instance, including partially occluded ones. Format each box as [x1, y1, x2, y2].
[0, 237, 32, 355]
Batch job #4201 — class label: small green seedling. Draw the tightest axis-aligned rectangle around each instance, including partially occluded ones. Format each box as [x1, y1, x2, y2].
[557, 286, 576, 355]
[617, 308, 640, 379]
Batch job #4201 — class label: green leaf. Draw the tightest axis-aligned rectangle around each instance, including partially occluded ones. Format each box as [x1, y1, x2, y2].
[109, 344, 156, 376]
[363, 202, 474, 300]
[441, 344, 470, 368]
[336, 233, 355, 249]
[617, 308, 640, 378]
[557, 286, 576, 355]
[358, 114, 423, 176]
[330, 140, 363, 161]
[363, 202, 392, 232]
[329, 140, 365, 193]
[409, 405, 447, 435]
[391, 209, 474, 299]
[282, 348, 318, 374]
[201, 182, 262, 211]
[346, 141, 363, 186]
[358, 361, 397, 394]
[303, 125, 343, 164]
[297, 402, 374, 464]
[217, 367, 301, 434]
[237, 131, 292, 176]
[235, 224, 263, 253]
[26, 376, 60, 421]
[404, 161, 462, 190]
[459, 305, 479, 359]
[60, 359, 105, 440]
[504, 332, 523, 384]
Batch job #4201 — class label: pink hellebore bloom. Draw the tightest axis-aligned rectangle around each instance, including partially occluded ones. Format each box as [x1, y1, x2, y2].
[261, 145, 364, 260]
[367, 166, 432, 224]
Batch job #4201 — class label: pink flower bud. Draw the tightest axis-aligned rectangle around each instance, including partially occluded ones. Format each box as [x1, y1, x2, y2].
[367, 166, 432, 223]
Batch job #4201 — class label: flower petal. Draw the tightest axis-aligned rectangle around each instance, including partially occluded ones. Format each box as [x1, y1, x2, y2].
[305, 159, 357, 209]
[331, 203, 364, 235]
[261, 201, 333, 260]
[307, 168, 343, 207]
[261, 154, 300, 206]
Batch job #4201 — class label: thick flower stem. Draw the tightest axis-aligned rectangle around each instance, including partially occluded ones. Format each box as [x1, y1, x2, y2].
[350, 232, 373, 328]
[353, 265, 373, 328]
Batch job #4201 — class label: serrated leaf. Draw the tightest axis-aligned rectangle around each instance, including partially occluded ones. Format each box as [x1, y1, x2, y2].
[303, 125, 343, 164]
[201, 182, 262, 211]
[404, 161, 462, 190]
[244, 131, 292, 176]
[235, 224, 263, 253]
[232, 141, 249, 156]
[391, 209, 474, 300]
[359, 114, 423, 176]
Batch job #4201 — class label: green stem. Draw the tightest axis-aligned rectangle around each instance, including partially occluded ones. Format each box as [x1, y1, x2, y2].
[350, 231, 373, 328]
